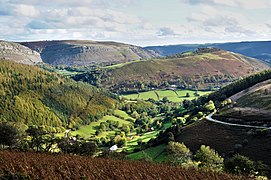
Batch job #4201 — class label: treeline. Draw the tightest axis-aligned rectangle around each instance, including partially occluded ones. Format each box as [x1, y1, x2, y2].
[198, 69, 271, 105]
[0, 60, 116, 132]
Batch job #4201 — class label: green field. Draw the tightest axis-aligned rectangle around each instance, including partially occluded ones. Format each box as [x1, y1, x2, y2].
[127, 144, 167, 163]
[70, 110, 133, 138]
[55, 69, 81, 76]
[122, 90, 211, 102]
[60, 109, 171, 153]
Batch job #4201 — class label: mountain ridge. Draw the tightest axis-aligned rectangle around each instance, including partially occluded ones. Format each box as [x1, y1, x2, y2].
[20, 40, 159, 66]
[144, 40, 271, 64]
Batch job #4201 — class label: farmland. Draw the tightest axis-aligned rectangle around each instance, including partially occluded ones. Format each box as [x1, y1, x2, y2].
[68, 109, 170, 152]
[122, 89, 212, 102]
[69, 110, 133, 138]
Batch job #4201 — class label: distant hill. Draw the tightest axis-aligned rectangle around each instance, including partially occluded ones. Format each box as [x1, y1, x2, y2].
[145, 41, 271, 64]
[0, 60, 116, 132]
[20, 40, 159, 66]
[95, 48, 269, 92]
[0, 41, 42, 65]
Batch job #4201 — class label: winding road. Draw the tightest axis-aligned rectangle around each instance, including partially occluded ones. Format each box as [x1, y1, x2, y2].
[205, 111, 271, 129]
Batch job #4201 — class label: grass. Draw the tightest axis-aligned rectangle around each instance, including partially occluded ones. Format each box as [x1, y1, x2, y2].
[123, 122, 171, 152]
[70, 110, 133, 138]
[114, 110, 135, 121]
[102, 59, 149, 69]
[122, 90, 212, 102]
[54, 69, 80, 76]
[127, 144, 167, 163]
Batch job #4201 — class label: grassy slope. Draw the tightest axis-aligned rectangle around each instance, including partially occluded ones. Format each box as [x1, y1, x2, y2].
[216, 79, 271, 125]
[103, 50, 269, 88]
[122, 90, 211, 102]
[127, 144, 167, 163]
[232, 79, 271, 110]
[0, 151, 246, 180]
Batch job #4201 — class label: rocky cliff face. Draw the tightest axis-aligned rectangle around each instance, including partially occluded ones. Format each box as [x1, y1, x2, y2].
[21, 40, 159, 66]
[0, 41, 42, 64]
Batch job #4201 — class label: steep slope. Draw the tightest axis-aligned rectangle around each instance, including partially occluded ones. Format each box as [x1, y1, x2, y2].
[145, 41, 271, 64]
[0, 60, 116, 132]
[0, 41, 42, 64]
[215, 78, 271, 126]
[99, 48, 269, 92]
[20, 40, 159, 66]
[176, 120, 271, 166]
[176, 71, 271, 165]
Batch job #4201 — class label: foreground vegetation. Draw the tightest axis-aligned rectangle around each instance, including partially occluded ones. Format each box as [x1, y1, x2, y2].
[0, 150, 247, 180]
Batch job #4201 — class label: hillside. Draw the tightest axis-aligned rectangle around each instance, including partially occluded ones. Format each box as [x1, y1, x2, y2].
[176, 120, 271, 166]
[0, 60, 116, 132]
[0, 41, 42, 65]
[98, 48, 269, 92]
[173, 70, 271, 166]
[145, 41, 271, 64]
[20, 40, 159, 66]
[0, 151, 246, 180]
[214, 78, 271, 126]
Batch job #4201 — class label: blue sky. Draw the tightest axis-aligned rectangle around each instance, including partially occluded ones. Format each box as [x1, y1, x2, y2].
[1, 0, 271, 46]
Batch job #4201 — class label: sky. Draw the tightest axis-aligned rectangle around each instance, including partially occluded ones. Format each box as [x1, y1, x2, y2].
[1, 0, 271, 46]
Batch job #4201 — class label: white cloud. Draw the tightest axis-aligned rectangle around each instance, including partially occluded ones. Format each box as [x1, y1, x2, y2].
[14, 4, 40, 17]
[182, 0, 271, 9]
[0, 0, 271, 46]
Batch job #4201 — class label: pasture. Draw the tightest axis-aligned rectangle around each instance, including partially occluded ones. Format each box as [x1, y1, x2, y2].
[122, 90, 211, 102]
[70, 110, 133, 138]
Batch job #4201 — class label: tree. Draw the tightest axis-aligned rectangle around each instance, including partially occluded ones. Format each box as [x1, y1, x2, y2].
[224, 154, 255, 176]
[194, 145, 224, 172]
[162, 97, 169, 103]
[114, 135, 126, 147]
[0, 123, 19, 148]
[122, 124, 130, 134]
[25, 126, 47, 151]
[204, 100, 215, 111]
[79, 141, 98, 156]
[166, 132, 175, 142]
[167, 142, 189, 162]
[185, 93, 190, 97]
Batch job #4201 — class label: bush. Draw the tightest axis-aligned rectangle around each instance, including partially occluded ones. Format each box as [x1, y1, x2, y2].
[167, 141, 198, 169]
[0, 123, 19, 148]
[194, 145, 224, 172]
[224, 154, 255, 175]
